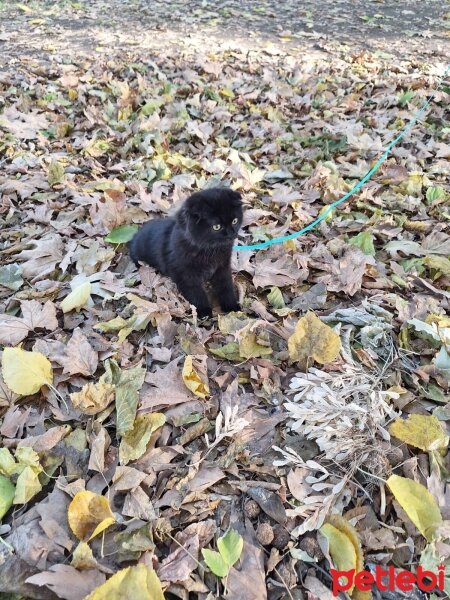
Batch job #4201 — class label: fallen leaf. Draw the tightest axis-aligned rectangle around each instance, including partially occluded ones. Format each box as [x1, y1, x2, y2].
[68, 491, 115, 542]
[119, 413, 166, 465]
[71, 541, 97, 570]
[387, 474, 442, 541]
[105, 224, 139, 244]
[0, 300, 58, 346]
[288, 312, 341, 367]
[103, 360, 146, 436]
[70, 382, 115, 415]
[319, 523, 357, 594]
[0, 474, 15, 519]
[140, 358, 194, 410]
[60, 281, 92, 313]
[182, 355, 209, 398]
[48, 160, 65, 186]
[13, 465, 43, 504]
[389, 414, 449, 453]
[16, 235, 64, 281]
[2, 347, 53, 395]
[26, 565, 106, 600]
[0, 263, 24, 291]
[59, 328, 98, 376]
[84, 564, 164, 600]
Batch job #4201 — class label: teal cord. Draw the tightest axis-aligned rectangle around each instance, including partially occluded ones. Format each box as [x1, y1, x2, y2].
[233, 63, 450, 252]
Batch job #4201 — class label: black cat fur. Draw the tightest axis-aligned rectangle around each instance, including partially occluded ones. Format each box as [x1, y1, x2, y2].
[129, 187, 243, 319]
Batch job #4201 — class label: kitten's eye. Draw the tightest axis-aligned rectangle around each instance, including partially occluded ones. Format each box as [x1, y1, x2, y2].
[232, 218, 238, 225]
[212, 224, 221, 231]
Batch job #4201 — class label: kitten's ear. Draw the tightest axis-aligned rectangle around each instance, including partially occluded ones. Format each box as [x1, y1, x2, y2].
[228, 190, 243, 205]
[184, 199, 202, 224]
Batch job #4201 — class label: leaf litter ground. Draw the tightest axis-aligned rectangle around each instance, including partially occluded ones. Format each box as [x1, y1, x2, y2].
[0, 1, 450, 599]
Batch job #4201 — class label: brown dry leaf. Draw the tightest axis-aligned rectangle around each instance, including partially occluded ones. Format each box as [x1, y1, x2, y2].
[0, 371, 19, 407]
[1, 106, 49, 139]
[288, 312, 341, 367]
[26, 565, 106, 600]
[112, 466, 147, 491]
[17, 425, 70, 452]
[88, 424, 110, 473]
[0, 314, 29, 346]
[157, 533, 199, 583]
[140, 358, 194, 410]
[16, 235, 64, 281]
[67, 490, 115, 542]
[70, 382, 115, 415]
[0, 300, 58, 346]
[226, 520, 267, 600]
[312, 245, 369, 296]
[90, 189, 128, 232]
[253, 254, 305, 288]
[59, 328, 98, 376]
[122, 486, 157, 520]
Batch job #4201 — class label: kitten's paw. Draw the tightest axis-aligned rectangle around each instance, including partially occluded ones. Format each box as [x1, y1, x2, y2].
[197, 307, 213, 320]
[221, 302, 241, 313]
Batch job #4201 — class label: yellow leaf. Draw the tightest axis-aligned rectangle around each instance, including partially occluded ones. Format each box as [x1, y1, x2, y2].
[13, 465, 42, 504]
[0, 448, 16, 476]
[70, 382, 115, 415]
[60, 281, 92, 313]
[288, 312, 341, 367]
[389, 414, 449, 453]
[324, 515, 365, 574]
[387, 474, 442, 541]
[68, 491, 115, 542]
[238, 330, 273, 359]
[182, 355, 209, 398]
[71, 541, 97, 570]
[319, 523, 357, 595]
[85, 564, 164, 600]
[2, 347, 53, 395]
[119, 413, 166, 465]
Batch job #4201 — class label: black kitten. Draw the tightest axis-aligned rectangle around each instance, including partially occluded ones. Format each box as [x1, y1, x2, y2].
[129, 187, 243, 319]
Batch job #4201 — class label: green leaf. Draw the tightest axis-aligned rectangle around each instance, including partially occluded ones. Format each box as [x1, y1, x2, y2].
[348, 231, 375, 256]
[217, 529, 244, 568]
[398, 89, 415, 107]
[426, 186, 447, 203]
[202, 548, 229, 578]
[267, 287, 285, 309]
[0, 475, 15, 519]
[48, 160, 65, 186]
[103, 360, 146, 436]
[105, 224, 139, 244]
[0, 264, 23, 291]
[209, 342, 242, 361]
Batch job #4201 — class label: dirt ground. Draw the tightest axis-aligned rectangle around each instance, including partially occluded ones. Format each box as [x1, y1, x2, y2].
[1, 0, 449, 67]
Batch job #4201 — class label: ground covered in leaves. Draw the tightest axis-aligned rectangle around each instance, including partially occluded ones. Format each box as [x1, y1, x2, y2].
[0, 1, 450, 599]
